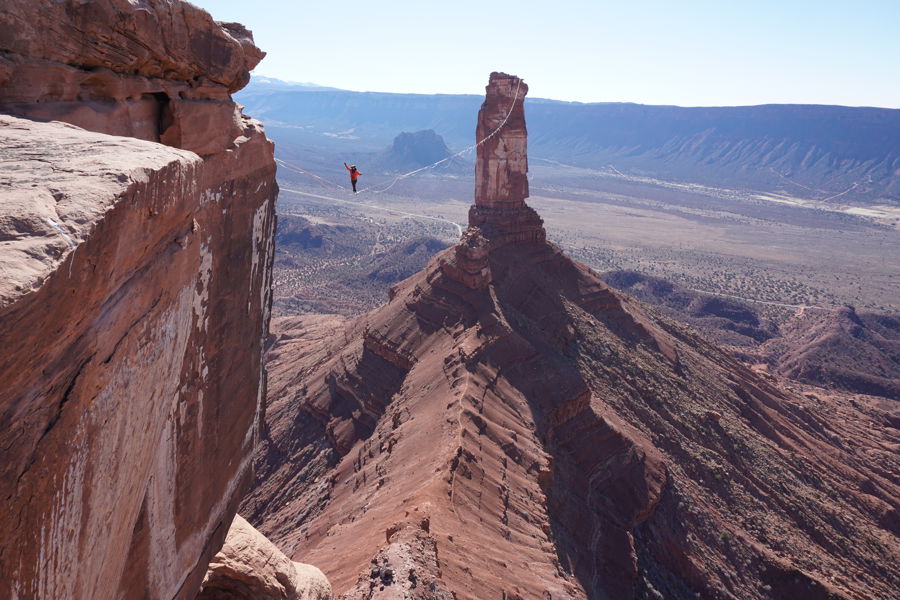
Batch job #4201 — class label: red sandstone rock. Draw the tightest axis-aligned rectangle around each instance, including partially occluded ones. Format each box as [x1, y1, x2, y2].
[762, 305, 900, 399]
[438, 227, 493, 290]
[0, 108, 276, 599]
[196, 515, 332, 600]
[0, 2, 277, 599]
[0, 0, 262, 90]
[473, 73, 530, 208]
[0, 0, 263, 155]
[469, 72, 545, 246]
[244, 75, 899, 600]
[340, 521, 454, 600]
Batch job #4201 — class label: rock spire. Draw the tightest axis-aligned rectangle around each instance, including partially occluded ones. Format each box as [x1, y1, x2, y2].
[239, 72, 900, 600]
[468, 72, 546, 245]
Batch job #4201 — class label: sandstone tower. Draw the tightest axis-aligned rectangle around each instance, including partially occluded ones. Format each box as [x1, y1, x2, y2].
[468, 72, 546, 246]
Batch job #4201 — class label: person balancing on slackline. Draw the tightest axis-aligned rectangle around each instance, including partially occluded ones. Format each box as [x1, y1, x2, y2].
[343, 162, 362, 193]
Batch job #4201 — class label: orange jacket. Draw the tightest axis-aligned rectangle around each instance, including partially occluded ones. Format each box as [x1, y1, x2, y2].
[345, 164, 362, 181]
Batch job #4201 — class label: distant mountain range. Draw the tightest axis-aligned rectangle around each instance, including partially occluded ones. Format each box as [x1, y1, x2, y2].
[238, 78, 900, 203]
[248, 77, 342, 92]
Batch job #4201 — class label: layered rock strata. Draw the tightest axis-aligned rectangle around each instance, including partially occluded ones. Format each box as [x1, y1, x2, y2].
[245, 74, 899, 599]
[762, 305, 900, 399]
[0, 2, 277, 599]
[196, 515, 332, 600]
[0, 0, 264, 155]
[468, 72, 546, 246]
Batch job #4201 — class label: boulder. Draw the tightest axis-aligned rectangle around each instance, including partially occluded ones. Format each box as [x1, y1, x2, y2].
[197, 515, 332, 600]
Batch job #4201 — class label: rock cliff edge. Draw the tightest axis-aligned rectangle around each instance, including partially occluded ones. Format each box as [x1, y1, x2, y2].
[0, 2, 278, 599]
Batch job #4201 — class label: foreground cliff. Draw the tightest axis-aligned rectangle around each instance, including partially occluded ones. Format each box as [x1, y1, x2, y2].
[244, 73, 899, 599]
[0, 2, 278, 598]
[0, 0, 263, 155]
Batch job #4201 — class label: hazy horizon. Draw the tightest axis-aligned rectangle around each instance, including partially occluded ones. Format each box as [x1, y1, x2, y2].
[191, 0, 900, 109]
[246, 75, 900, 110]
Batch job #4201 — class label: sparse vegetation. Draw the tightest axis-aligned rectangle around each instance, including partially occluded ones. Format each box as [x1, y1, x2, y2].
[274, 162, 899, 321]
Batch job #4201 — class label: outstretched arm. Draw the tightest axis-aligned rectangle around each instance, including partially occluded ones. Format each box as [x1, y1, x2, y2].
[343, 162, 350, 171]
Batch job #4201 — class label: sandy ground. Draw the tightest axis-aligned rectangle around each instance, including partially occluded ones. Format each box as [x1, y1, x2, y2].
[275, 162, 899, 317]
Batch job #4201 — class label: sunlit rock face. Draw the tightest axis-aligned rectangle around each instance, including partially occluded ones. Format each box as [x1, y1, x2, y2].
[0, 1, 278, 599]
[0, 0, 265, 156]
[196, 515, 332, 600]
[469, 72, 545, 246]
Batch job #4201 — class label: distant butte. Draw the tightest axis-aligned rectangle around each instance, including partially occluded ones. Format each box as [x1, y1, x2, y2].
[244, 73, 900, 600]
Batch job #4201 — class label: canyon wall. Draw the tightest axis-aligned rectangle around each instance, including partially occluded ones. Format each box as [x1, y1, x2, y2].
[0, 2, 277, 598]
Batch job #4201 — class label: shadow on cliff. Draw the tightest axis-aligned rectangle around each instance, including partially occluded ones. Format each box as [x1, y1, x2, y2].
[247, 337, 409, 529]
[474, 241, 674, 599]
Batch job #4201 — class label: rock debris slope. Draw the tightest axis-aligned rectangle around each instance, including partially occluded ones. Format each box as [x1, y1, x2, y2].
[0, 1, 278, 599]
[245, 73, 899, 599]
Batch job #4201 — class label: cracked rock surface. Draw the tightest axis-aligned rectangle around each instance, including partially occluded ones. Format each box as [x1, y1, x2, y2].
[0, 2, 278, 598]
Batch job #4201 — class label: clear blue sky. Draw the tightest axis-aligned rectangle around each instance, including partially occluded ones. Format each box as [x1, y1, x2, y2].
[191, 0, 900, 108]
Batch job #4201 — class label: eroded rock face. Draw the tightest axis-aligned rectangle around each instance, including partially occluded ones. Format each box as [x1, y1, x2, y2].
[0, 2, 277, 599]
[762, 305, 900, 399]
[0, 108, 276, 599]
[196, 515, 332, 600]
[437, 227, 493, 290]
[473, 73, 529, 207]
[469, 72, 545, 246]
[0, 0, 264, 155]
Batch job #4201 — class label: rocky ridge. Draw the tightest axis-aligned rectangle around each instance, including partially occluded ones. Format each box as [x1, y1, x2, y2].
[0, 2, 282, 599]
[602, 271, 900, 400]
[601, 270, 779, 349]
[245, 74, 899, 599]
[761, 305, 900, 400]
